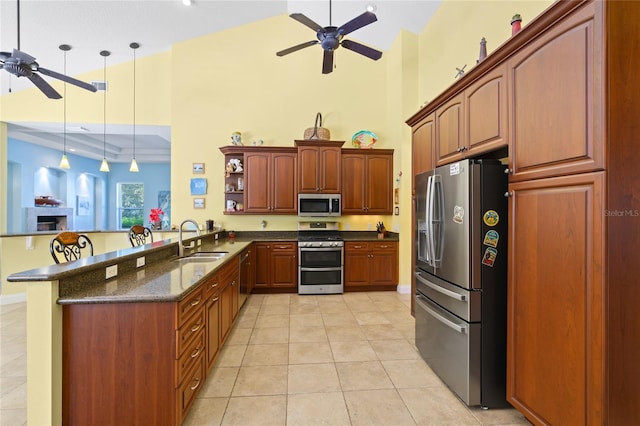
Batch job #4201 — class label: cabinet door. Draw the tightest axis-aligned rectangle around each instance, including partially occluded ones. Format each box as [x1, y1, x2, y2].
[412, 113, 435, 177]
[365, 154, 393, 214]
[244, 152, 271, 213]
[271, 152, 297, 213]
[507, 172, 604, 426]
[435, 93, 464, 166]
[465, 64, 508, 157]
[320, 146, 341, 193]
[341, 154, 366, 214]
[508, 3, 602, 181]
[220, 282, 233, 344]
[253, 243, 270, 288]
[344, 242, 370, 286]
[271, 243, 297, 288]
[370, 242, 398, 286]
[298, 146, 320, 193]
[206, 292, 220, 370]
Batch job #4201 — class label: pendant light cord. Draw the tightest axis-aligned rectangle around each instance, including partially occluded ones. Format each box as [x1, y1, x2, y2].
[63, 50, 67, 152]
[103, 53, 107, 158]
[132, 46, 136, 159]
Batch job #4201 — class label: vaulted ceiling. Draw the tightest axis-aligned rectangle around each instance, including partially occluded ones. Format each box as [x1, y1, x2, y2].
[1, 0, 441, 163]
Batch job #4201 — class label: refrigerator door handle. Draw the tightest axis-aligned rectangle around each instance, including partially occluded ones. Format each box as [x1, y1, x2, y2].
[415, 272, 467, 302]
[425, 175, 434, 266]
[432, 174, 444, 266]
[416, 294, 467, 334]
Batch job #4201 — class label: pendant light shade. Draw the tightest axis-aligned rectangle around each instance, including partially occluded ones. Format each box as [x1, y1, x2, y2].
[99, 50, 110, 172]
[59, 44, 71, 169]
[129, 42, 140, 172]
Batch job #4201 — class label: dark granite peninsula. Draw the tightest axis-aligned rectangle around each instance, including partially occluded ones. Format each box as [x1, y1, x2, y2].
[7, 231, 249, 425]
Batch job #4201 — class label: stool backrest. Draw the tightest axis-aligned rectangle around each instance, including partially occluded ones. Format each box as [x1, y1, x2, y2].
[50, 232, 94, 264]
[129, 225, 154, 247]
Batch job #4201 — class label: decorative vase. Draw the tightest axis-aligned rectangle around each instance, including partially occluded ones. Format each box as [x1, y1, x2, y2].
[511, 14, 522, 36]
[152, 221, 161, 230]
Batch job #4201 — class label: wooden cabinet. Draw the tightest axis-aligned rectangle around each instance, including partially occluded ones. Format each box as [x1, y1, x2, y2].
[507, 172, 604, 426]
[412, 112, 435, 177]
[341, 149, 394, 214]
[244, 148, 298, 214]
[465, 64, 508, 158]
[344, 241, 398, 290]
[218, 257, 239, 344]
[435, 93, 465, 165]
[506, 4, 603, 182]
[205, 275, 220, 371]
[253, 242, 298, 291]
[296, 140, 343, 193]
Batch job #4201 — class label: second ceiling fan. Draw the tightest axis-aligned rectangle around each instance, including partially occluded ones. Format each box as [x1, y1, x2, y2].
[277, 0, 383, 74]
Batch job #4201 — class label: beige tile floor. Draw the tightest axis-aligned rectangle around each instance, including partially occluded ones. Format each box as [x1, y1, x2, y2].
[0, 292, 530, 425]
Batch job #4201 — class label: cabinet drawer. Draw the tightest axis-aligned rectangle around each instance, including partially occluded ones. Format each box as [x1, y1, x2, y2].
[345, 242, 369, 252]
[371, 242, 396, 251]
[177, 352, 205, 423]
[177, 309, 205, 358]
[177, 328, 205, 385]
[204, 274, 220, 300]
[178, 287, 205, 325]
[271, 242, 296, 252]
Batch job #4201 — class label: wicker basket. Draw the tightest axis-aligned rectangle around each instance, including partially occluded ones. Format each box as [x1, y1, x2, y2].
[304, 112, 330, 140]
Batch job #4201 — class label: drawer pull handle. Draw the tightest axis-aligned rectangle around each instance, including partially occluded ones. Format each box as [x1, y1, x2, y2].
[191, 347, 202, 358]
[211, 297, 219, 302]
[379, 245, 388, 248]
[190, 378, 201, 391]
[190, 297, 201, 307]
[191, 323, 202, 333]
[354, 245, 363, 249]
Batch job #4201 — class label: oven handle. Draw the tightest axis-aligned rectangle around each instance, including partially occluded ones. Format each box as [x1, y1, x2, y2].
[299, 247, 344, 252]
[415, 294, 467, 334]
[300, 267, 343, 272]
[415, 272, 466, 302]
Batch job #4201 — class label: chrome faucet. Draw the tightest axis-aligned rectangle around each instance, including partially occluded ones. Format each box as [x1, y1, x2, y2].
[178, 219, 201, 257]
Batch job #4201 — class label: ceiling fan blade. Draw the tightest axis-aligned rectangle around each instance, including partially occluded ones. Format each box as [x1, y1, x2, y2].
[322, 50, 334, 74]
[37, 67, 98, 93]
[341, 40, 383, 60]
[12, 48, 36, 64]
[276, 40, 318, 57]
[337, 11, 377, 36]
[290, 13, 324, 32]
[27, 73, 62, 99]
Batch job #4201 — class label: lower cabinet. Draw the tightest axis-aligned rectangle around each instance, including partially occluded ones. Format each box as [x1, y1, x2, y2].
[253, 242, 298, 291]
[62, 254, 242, 425]
[344, 241, 398, 290]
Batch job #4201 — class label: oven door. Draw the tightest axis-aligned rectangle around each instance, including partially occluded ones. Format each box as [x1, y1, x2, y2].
[299, 247, 342, 268]
[298, 247, 343, 294]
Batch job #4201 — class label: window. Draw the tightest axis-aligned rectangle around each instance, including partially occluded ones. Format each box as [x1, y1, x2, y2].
[117, 183, 144, 229]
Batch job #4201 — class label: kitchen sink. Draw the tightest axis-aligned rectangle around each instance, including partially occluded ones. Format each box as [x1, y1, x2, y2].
[173, 251, 228, 263]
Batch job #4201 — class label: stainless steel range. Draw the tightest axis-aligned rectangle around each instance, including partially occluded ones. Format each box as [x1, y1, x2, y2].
[297, 221, 344, 295]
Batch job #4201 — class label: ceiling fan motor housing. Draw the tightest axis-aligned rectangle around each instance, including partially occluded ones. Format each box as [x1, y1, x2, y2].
[317, 28, 342, 51]
[2, 58, 33, 77]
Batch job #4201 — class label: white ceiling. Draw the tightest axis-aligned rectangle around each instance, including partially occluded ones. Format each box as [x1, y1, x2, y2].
[1, 0, 441, 163]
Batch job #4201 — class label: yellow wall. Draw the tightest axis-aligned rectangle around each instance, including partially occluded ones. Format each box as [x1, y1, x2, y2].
[1, 3, 556, 298]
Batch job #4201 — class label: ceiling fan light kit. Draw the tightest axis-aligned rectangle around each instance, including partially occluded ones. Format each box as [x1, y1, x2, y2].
[276, 0, 383, 74]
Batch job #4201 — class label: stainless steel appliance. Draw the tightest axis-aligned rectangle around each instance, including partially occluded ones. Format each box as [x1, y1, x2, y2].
[414, 159, 508, 408]
[298, 221, 344, 294]
[298, 194, 341, 217]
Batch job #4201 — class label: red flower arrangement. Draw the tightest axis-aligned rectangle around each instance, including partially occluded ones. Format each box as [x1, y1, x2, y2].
[149, 208, 165, 223]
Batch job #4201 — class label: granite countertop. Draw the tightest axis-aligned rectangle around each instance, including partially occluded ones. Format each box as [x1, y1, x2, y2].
[7, 230, 399, 306]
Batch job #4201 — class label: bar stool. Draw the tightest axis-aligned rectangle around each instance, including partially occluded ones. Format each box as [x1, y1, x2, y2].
[50, 231, 94, 264]
[128, 225, 153, 247]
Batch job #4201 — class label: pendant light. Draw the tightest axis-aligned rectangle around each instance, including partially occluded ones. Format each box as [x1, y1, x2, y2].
[58, 44, 71, 169]
[99, 50, 110, 172]
[129, 42, 140, 172]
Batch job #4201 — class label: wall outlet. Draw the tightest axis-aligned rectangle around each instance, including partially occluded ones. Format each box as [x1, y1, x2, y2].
[136, 256, 145, 268]
[215, 233, 219, 240]
[26, 236, 34, 250]
[394, 224, 399, 232]
[367, 223, 372, 230]
[105, 265, 118, 279]
[345, 223, 351, 230]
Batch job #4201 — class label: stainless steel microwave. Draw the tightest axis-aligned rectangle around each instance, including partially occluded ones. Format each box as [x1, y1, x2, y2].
[298, 194, 341, 217]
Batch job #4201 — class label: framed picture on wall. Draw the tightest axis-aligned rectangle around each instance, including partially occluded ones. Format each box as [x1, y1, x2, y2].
[190, 178, 207, 195]
[193, 198, 205, 209]
[192, 163, 205, 174]
[77, 195, 90, 216]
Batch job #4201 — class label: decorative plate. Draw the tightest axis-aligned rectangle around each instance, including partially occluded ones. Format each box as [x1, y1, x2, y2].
[352, 130, 378, 149]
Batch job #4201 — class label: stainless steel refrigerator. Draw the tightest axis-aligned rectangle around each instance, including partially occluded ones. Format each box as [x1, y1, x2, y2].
[414, 159, 508, 408]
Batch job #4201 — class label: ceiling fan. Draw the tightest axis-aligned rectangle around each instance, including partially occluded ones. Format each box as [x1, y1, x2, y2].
[276, 0, 383, 74]
[0, 0, 97, 99]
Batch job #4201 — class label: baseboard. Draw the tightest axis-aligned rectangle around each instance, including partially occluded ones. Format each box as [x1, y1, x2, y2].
[396, 284, 411, 294]
[0, 292, 27, 305]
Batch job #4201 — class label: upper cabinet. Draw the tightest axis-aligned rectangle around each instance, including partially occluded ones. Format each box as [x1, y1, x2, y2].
[412, 112, 435, 178]
[435, 93, 465, 165]
[507, 4, 603, 182]
[341, 149, 394, 215]
[295, 140, 344, 193]
[244, 148, 298, 214]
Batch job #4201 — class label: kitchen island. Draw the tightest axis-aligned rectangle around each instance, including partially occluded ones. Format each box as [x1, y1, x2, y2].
[7, 231, 249, 425]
